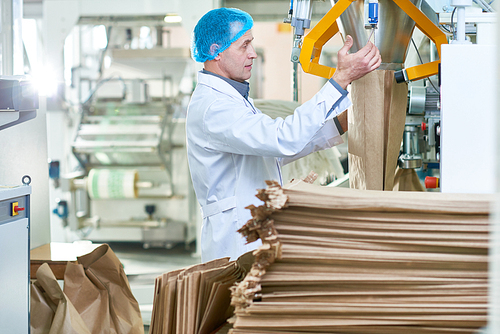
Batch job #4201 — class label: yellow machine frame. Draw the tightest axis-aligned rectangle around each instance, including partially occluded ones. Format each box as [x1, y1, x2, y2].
[299, 0, 448, 81]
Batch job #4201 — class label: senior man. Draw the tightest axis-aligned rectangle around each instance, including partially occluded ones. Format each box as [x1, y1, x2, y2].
[186, 7, 381, 262]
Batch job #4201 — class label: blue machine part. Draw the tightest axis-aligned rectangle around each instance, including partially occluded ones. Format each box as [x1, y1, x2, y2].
[368, 0, 379, 25]
[48, 160, 60, 180]
[52, 200, 68, 219]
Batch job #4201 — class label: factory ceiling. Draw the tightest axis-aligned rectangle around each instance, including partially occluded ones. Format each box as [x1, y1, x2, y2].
[23, 0, 334, 25]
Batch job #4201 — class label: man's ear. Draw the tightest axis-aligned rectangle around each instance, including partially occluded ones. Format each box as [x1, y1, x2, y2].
[210, 44, 220, 58]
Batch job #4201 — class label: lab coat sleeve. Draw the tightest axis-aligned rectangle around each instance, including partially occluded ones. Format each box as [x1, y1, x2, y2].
[280, 95, 351, 166]
[203, 82, 349, 158]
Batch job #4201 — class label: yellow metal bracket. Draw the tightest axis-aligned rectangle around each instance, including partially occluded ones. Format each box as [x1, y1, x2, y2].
[300, 0, 448, 82]
[300, 0, 355, 79]
[392, 0, 448, 81]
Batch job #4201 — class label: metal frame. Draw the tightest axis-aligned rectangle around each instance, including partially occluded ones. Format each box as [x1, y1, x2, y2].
[299, 0, 448, 81]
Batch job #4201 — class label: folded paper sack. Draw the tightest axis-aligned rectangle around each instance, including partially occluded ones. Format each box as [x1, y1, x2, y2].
[30, 244, 144, 334]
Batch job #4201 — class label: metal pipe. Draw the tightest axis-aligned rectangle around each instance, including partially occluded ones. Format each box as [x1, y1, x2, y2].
[2, 0, 23, 75]
[456, 7, 466, 43]
[450, 0, 472, 44]
[136, 181, 154, 188]
[292, 62, 299, 102]
[476, 0, 494, 12]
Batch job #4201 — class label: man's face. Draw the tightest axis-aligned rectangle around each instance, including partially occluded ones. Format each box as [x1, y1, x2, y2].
[216, 30, 257, 82]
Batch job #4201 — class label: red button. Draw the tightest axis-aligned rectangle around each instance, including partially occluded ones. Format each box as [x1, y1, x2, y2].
[425, 176, 439, 189]
[421, 122, 427, 131]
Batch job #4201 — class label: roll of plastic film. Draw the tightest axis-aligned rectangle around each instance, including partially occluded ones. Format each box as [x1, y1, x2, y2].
[87, 169, 138, 199]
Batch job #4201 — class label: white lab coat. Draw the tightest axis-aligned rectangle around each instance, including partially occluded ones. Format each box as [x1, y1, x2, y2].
[186, 71, 351, 262]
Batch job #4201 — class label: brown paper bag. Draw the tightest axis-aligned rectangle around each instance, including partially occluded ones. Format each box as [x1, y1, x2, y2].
[393, 167, 425, 191]
[64, 244, 144, 334]
[30, 263, 91, 334]
[348, 70, 408, 190]
[64, 261, 111, 333]
[31, 280, 56, 334]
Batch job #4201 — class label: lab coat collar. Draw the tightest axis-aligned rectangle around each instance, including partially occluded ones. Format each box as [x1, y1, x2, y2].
[201, 69, 250, 100]
[197, 71, 250, 104]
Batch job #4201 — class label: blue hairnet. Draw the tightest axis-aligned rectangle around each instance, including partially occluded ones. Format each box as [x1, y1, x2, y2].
[191, 8, 254, 62]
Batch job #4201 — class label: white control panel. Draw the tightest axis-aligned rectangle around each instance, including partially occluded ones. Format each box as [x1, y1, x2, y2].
[0, 184, 31, 333]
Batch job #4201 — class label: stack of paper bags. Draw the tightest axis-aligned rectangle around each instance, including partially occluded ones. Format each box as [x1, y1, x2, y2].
[149, 252, 254, 334]
[230, 177, 491, 334]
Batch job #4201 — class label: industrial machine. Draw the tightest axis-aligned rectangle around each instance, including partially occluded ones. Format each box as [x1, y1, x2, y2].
[48, 17, 199, 249]
[0, 178, 31, 334]
[285, 0, 496, 192]
[0, 76, 39, 333]
[0, 76, 38, 131]
[285, 4, 497, 329]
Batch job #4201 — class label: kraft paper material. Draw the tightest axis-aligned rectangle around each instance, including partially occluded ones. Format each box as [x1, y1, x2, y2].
[67, 244, 144, 334]
[30, 244, 144, 334]
[30, 263, 91, 334]
[229, 179, 491, 333]
[348, 70, 408, 190]
[393, 167, 425, 191]
[150, 253, 254, 334]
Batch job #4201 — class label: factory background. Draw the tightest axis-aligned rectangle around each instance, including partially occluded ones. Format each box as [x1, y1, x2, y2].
[0, 0, 499, 332]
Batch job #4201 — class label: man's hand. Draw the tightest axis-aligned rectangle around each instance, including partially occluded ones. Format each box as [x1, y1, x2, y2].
[331, 35, 382, 90]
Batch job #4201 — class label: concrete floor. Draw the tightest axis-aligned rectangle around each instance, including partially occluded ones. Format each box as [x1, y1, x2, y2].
[110, 241, 201, 328]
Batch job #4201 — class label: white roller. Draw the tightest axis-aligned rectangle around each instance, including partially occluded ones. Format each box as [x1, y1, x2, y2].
[87, 169, 138, 199]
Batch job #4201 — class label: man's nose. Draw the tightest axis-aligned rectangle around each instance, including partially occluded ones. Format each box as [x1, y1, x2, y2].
[248, 44, 257, 58]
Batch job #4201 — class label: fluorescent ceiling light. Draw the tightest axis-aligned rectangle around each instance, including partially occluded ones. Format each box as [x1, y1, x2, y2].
[164, 14, 182, 23]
